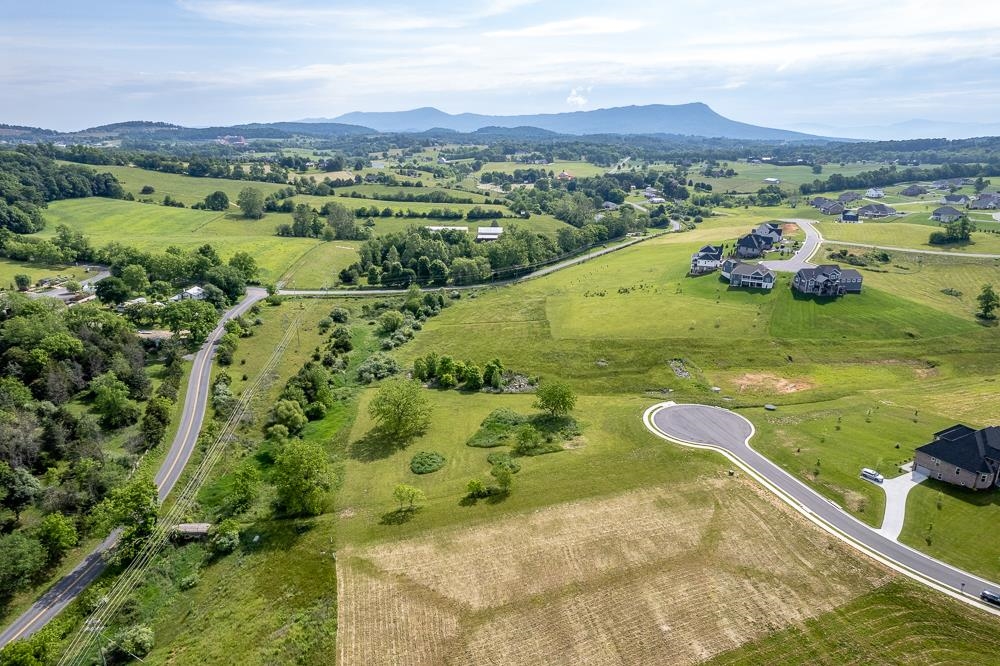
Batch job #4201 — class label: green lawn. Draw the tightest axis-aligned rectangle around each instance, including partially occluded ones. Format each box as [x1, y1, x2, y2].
[0, 257, 92, 291]
[77, 164, 289, 204]
[817, 220, 1000, 254]
[40, 198, 318, 282]
[692, 162, 886, 194]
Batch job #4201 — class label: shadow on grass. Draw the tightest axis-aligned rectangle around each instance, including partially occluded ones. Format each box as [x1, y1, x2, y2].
[236, 517, 315, 554]
[348, 427, 410, 462]
[379, 507, 419, 525]
[921, 478, 1000, 508]
[789, 290, 842, 305]
[975, 316, 998, 328]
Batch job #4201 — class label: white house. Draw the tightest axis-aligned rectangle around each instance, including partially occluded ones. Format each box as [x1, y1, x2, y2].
[865, 188, 885, 198]
[182, 285, 206, 300]
[476, 226, 504, 242]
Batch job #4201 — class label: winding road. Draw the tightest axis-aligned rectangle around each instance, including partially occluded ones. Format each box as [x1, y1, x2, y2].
[0, 287, 268, 648]
[644, 402, 1000, 615]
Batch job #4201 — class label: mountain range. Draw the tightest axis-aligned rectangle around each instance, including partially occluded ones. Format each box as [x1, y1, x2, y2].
[324, 103, 832, 141]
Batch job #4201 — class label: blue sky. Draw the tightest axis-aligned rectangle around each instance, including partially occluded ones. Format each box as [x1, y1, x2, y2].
[2, 0, 1000, 134]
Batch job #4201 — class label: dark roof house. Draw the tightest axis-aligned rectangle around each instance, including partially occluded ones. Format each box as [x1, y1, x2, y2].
[840, 210, 860, 223]
[690, 244, 724, 275]
[942, 194, 970, 206]
[792, 264, 863, 296]
[914, 425, 1000, 490]
[857, 203, 896, 218]
[899, 184, 928, 197]
[819, 201, 845, 215]
[721, 260, 776, 290]
[838, 192, 862, 203]
[969, 193, 1000, 210]
[735, 233, 770, 258]
[932, 206, 964, 223]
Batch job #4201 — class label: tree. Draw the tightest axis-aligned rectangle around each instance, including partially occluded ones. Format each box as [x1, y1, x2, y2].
[237, 187, 265, 219]
[811, 164, 823, 175]
[13, 274, 30, 291]
[978, 283, 999, 319]
[429, 259, 450, 286]
[90, 372, 141, 429]
[120, 264, 149, 294]
[392, 483, 425, 511]
[139, 396, 172, 450]
[162, 299, 218, 343]
[0, 463, 40, 521]
[377, 310, 405, 334]
[209, 518, 241, 554]
[326, 202, 357, 239]
[33, 512, 78, 564]
[226, 462, 260, 515]
[0, 532, 46, 598]
[228, 251, 259, 283]
[91, 476, 158, 565]
[291, 204, 318, 237]
[534, 380, 577, 417]
[104, 624, 154, 664]
[272, 439, 331, 516]
[368, 379, 430, 441]
[95, 277, 130, 305]
[272, 399, 307, 434]
[204, 190, 230, 211]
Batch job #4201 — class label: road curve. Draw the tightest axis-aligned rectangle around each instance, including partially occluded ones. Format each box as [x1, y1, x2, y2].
[644, 401, 1000, 616]
[761, 218, 822, 272]
[0, 287, 268, 648]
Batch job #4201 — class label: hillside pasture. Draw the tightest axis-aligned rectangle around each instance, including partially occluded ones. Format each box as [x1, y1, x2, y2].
[817, 220, 1000, 254]
[40, 198, 318, 281]
[76, 164, 289, 203]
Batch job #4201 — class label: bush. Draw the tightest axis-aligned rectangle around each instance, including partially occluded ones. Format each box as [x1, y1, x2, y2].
[210, 519, 241, 554]
[330, 307, 349, 323]
[104, 624, 154, 664]
[486, 451, 521, 473]
[356, 353, 400, 384]
[410, 451, 446, 474]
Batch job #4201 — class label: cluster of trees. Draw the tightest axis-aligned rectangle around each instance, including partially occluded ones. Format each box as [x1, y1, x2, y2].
[0, 292, 173, 599]
[412, 352, 504, 391]
[799, 163, 986, 195]
[0, 149, 123, 233]
[929, 217, 976, 245]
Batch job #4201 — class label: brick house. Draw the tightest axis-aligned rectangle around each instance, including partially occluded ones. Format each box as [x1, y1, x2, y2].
[914, 425, 1000, 490]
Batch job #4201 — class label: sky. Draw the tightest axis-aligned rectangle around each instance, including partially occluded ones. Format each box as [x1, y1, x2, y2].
[3, 0, 1000, 136]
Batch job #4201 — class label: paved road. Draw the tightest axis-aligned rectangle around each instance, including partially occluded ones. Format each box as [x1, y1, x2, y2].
[645, 402, 1000, 614]
[280, 233, 662, 297]
[761, 219, 822, 272]
[24, 267, 110, 301]
[0, 287, 268, 648]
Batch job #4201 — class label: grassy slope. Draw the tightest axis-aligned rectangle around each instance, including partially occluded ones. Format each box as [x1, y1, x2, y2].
[40, 198, 318, 282]
[817, 219, 1000, 254]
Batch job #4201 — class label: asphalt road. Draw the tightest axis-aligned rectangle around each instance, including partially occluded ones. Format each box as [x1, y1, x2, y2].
[761, 219, 821, 272]
[0, 287, 267, 648]
[646, 402, 1000, 615]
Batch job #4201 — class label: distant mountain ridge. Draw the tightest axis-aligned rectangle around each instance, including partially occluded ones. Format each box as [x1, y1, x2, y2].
[327, 103, 833, 141]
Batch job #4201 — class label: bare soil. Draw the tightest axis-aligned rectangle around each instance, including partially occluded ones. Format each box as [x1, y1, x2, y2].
[733, 372, 814, 394]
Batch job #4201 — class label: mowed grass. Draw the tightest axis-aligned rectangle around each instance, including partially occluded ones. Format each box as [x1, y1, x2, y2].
[77, 164, 289, 204]
[817, 220, 1000, 254]
[475, 160, 607, 178]
[0, 257, 92, 290]
[708, 578, 1000, 665]
[277, 241, 361, 289]
[40, 198, 318, 282]
[691, 162, 884, 193]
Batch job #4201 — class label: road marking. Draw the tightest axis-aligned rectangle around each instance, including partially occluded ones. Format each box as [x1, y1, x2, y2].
[6, 556, 104, 642]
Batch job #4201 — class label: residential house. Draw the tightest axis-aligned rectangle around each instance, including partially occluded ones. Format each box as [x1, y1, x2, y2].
[942, 194, 970, 206]
[865, 188, 885, 198]
[838, 192, 862, 203]
[932, 206, 964, 223]
[181, 285, 206, 300]
[476, 226, 504, 242]
[969, 193, 1000, 210]
[818, 201, 845, 216]
[690, 245, 724, 275]
[899, 184, 928, 197]
[721, 259, 776, 289]
[840, 210, 860, 223]
[809, 196, 834, 208]
[914, 425, 1000, 490]
[556, 170, 574, 181]
[735, 233, 770, 259]
[601, 201, 620, 210]
[857, 203, 896, 218]
[932, 178, 968, 190]
[753, 222, 783, 245]
[792, 264, 863, 296]
[648, 197, 666, 204]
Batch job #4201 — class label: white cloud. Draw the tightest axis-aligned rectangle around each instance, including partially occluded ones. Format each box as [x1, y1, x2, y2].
[566, 86, 590, 107]
[486, 17, 641, 38]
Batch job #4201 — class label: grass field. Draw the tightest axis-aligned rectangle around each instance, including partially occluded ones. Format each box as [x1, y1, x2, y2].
[76, 164, 290, 204]
[688, 162, 883, 194]
[817, 220, 1000, 254]
[474, 160, 607, 179]
[40, 198, 318, 282]
[0, 257, 92, 290]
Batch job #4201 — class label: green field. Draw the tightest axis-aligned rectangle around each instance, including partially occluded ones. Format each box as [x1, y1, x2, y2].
[817, 220, 1000, 254]
[0, 257, 92, 291]
[40, 198, 318, 281]
[74, 164, 290, 204]
[475, 160, 607, 178]
[688, 162, 884, 194]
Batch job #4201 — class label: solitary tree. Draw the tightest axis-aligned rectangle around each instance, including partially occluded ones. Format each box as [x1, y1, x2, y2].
[368, 379, 430, 441]
[978, 283, 999, 319]
[272, 439, 331, 516]
[534, 381, 577, 417]
[392, 483, 425, 511]
[13, 274, 30, 291]
[204, 190, 230, 211]
[237, 187, 265, 219]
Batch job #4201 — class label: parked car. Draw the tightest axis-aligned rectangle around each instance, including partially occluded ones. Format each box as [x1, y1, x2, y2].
[860, 468, 884, 484]
[981, 590, 1000, 606]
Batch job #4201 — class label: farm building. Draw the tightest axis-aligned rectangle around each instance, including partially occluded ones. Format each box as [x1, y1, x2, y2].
[476, 226, 504, 242]
[762, 177, 781, 184]
[914, 425, 1000, 490]
[426, 225, 469, 232]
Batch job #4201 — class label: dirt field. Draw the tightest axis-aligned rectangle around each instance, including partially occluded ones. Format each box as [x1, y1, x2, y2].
[733, 372, 814, 394]
[336, 479, 892, 665]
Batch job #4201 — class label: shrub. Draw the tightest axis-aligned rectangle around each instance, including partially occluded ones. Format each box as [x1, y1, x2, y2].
[410, 451, 446, 474]
[330, 307, 350, 323]
[486, 451, 521, 473]
[210, 519, 241, 554]
[437, 372, 457, 389]
[356, 353, 399, 383]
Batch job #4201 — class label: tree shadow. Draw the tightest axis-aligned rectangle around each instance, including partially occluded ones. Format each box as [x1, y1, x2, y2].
[348, 427, 409, 462]
[380, 507, 418, 525]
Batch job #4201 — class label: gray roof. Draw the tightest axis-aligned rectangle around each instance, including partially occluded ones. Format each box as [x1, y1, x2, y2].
[933, 206, 963, 217]
[731, 263, 775, 279]
[916, 425, 1000, 474]
[858, 203, 896, 215]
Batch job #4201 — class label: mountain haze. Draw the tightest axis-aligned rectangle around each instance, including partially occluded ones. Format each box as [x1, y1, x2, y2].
[329, 103, 833, 140]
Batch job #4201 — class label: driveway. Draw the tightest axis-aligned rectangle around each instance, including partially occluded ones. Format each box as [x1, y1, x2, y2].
[644, 401, 1000, 615]
[876, 463, 928, 541]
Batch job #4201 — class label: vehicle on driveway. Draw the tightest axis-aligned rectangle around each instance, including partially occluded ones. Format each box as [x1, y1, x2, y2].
[861, 468, 884, 484]
[981, 590, 1000, 606]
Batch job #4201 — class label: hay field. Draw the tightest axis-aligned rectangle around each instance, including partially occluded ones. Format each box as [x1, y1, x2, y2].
[337, 479, 891, 666]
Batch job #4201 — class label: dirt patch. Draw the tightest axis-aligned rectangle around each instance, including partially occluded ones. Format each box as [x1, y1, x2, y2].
[914, 366, 939, 379]
[733, 372, 814, 394]
[337, 480, 890, 665]
[338, 508, 356, 519]
[782, 223, 800, 235]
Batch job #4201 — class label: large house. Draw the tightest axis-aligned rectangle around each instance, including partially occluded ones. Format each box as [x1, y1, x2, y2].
[753, 222, 783, 245]
[690, 245, 724, 275]
[914, 425, 1000, 490]
[899, 184, 927, 197]
[857, 203, 896, 218]
[735, 233, 770, 258]
[838, 192, 862, 203]
[720, 259, 776, 289]
[932, 206, 964, 223]
[865, 188, 885, 198]
[942, 193, 970, 206]
[969, 193, 1000, 210]
[809, 196, 834, 208]
[818, 201, 845, 216]
[792, 264, 863, 296]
